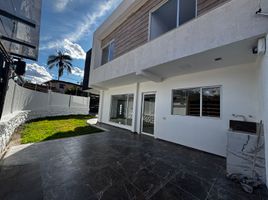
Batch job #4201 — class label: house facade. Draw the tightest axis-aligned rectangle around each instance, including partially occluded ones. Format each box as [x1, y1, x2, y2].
[89, 0, 268, 183]
[45, 80, 83, 94]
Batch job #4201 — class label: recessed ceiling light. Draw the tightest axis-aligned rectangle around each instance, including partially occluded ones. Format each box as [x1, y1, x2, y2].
[214, 57, 222, 61]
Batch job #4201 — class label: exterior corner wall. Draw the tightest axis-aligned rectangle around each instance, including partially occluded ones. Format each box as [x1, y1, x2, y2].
[258, 34, 268, 186]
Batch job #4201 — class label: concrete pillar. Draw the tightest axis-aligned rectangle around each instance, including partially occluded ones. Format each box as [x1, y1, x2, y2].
[259, 35, 268, 186]
[98, 90, 104, 123]
[132, 83, 140, 133]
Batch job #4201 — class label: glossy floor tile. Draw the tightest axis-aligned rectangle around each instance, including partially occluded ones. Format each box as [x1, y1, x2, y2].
[0, 123, 267, 200]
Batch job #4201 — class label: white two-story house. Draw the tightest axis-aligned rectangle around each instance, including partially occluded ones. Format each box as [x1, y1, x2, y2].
[89, 0, 268, 184]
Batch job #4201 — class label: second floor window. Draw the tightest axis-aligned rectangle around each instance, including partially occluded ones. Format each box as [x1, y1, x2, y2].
[150, 0, 196, 40]
[101, 40, 115, 65]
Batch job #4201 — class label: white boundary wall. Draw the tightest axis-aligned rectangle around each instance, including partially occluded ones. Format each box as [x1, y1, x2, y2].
[0, 80, 90, 154]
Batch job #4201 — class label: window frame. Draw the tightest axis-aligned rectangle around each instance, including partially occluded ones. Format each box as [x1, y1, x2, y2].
[171, 85, 222, 119]
[148, 0, 197, 41]
[109, 93, 134, 126]
[101, 39, 115, 65]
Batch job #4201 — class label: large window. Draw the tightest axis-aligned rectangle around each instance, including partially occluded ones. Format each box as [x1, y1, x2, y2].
[150, 0, 196, 40]
[172, 86, 221, 118]
[110, 94, 134, 126]
[101, 40, 115, 65]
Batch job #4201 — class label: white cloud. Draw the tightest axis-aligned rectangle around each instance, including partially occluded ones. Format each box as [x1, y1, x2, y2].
[67, 0, 121, 42]
[71, 67, 84, 78]
[64, 39, 86, 60]
[55, 0, 72, 12]
[24, 63, 53, 84]
[41, 0, 121, 55]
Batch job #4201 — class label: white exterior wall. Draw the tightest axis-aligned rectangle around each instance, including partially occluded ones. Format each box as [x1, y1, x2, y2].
[2, 80, 90, 119]
[100, 62, 260, 156]
[258, 35, 268, 185]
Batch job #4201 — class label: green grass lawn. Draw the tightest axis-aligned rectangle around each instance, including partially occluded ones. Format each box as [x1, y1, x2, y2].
[19, 115, 102, 144]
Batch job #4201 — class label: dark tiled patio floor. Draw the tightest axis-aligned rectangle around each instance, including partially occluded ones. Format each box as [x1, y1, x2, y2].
[0, 124, 267, 200]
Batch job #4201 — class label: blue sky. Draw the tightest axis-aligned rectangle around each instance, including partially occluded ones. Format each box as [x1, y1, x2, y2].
[25, 0, 122, 84]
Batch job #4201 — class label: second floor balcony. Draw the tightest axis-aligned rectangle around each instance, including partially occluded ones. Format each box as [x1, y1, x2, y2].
[89, 0, 268, 89]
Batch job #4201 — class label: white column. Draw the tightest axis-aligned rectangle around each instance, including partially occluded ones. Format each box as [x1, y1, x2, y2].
[98, 90, 104, 123]
[259, 35, 268, 186]
[132, 83, 140, 132]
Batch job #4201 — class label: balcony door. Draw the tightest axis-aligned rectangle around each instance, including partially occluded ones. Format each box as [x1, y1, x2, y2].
[141, 93, 156, 135]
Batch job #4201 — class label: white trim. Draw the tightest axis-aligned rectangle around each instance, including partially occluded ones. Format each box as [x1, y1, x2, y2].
[148, 0, 169, 41]
[101, 39, 115, 65]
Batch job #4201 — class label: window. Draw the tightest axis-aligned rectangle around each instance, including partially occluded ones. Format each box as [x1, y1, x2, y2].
[172, 86, 221, 118]
[150, 0, 196, 40]
[202, 87, 221, 117]
[59, 84, 65, 89]
[172, 88, 200, 116]
[110, 94, 134, 126]
[101, 41, 115, 65]
[178, 0, 196, 25]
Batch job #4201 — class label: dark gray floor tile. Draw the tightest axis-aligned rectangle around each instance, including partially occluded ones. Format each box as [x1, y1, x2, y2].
[150, 183, 199, 200]
[131, 168, 163, 199]
[0, 123, 267, 200]
[97, 179, 145, 200]
[82, 166, 122, 194]
[44, 179, 97, 200]
[170, 170, 213, 200]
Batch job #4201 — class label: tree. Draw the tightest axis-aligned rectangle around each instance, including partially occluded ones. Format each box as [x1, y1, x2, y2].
[47, 51, 73, 80]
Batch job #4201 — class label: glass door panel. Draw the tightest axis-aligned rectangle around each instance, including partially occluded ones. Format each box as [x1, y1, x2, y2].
[142, 93, 156, 135]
